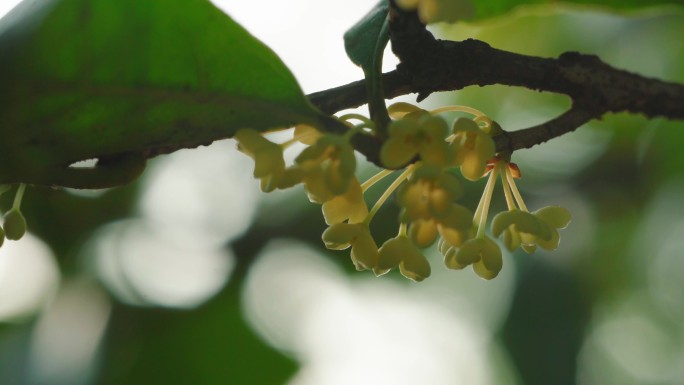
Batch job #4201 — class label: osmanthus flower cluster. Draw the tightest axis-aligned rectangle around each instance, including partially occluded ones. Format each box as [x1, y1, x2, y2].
[0, 184, 28, 248]
[234, 103, 571, 282]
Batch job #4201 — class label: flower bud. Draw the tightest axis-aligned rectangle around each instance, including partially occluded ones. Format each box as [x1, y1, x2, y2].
[3, 209, 26, 241]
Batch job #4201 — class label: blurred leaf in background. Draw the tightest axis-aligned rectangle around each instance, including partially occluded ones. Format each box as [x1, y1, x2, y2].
[435, 3, 684, 385]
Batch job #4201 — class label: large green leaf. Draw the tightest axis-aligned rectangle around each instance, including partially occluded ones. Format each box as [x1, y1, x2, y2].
[0, 0, 322, 188]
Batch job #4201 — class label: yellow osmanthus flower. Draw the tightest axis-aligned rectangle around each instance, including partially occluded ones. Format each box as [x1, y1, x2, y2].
[322, 223, 378, 271]
[490, 157, 572, 254]
[295, 134, 356, 203]
[445, 236, 503, 280]
[531, 206, 572, 251]
[377, 234, 431, 281]
[492, 206, 571, 253]
[234, 129, 286, 192]
[321, 177, 368, 225]
[404, 204, 472, 248]
[450, 118, 496, 181]
[492, 209, 553, 252]
[396, 165, 463, 220]
[396, 164, 473, 248]
[380, 113, 451, 168]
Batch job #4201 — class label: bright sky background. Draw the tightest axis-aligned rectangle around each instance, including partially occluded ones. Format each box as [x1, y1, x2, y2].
[212, 0, 399, 93]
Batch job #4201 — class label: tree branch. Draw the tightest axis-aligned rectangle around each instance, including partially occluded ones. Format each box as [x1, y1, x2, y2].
[308, 3, 684, 156]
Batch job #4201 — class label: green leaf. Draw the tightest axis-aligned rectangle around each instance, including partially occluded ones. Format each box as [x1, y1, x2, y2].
[98, 292, 297, 385]
[0, 0, 322, 188]
[343, 0, 390, 71]
[466, 0, 684, 20]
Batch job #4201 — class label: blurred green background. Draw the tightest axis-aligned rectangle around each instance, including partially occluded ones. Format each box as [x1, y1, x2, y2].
[1, 1, 684, 384]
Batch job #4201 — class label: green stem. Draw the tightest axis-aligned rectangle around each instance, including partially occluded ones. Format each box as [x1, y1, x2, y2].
[398, 221, 408, 237]
[343, 125, 364, 141]
[473, 169, 493, 224]
[12, 184, 26, 210]
[476, 165, 499, 239]
[429, 105, 486, 118]
[338, 113, 375, 127]
[365, 18, 391, 136]
[473, 182, 488, 228]
[501, 168, 517, 210]
[506, 166, 528, 212]
[361, 169, 394, 192]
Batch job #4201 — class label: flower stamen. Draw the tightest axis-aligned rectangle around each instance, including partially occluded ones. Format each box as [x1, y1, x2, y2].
[364, 165, 414, 225]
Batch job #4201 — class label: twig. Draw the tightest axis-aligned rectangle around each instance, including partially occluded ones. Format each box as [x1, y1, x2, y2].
[307, 2, 684, 156]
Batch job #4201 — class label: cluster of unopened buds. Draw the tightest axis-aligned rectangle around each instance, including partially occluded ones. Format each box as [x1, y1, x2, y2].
[0, 184, 28, 247]
[236, 102, 570, 281]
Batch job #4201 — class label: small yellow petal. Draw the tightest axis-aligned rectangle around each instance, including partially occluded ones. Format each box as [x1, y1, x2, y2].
[387, 102, 423, 119]
[473, 259, 499, 280]
[350, 230, 379, 271]
[253, 146, 285, 178]
[276, 168, 304, 189]
[481, 237, 503, 273]
[380, 138, 417, 169]
[409, 219, 439, 248]
[437, 225, 469, 247]
[438, 238, 452, 256]
[535, 206, 572, 229]
[399, 250, 431, 282]
[321, 223, 361, 250]
[377, 236, 410, 271]
[455, 238, 483, 266]
[536, 230, 561, 251]
[459, 153, 487, 181]
[428, 188, 452, 217]
[503, 227, 521, 252]
[294, 124, 321, 145]
[303, 169, 334, 203]
[444, 247, 467, 270]
[322, 179, 368, 225]
[522, 244, 537, 254]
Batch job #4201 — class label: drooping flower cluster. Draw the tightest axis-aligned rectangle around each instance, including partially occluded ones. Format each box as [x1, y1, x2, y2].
[234, 103, 571, 282]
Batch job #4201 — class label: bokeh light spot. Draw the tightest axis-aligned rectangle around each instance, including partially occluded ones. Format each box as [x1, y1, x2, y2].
[0, 234, 60, 322]
[90, 219, 234, 309]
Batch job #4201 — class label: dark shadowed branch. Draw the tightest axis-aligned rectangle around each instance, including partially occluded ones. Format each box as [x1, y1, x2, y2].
[308, 1, 684, 158]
